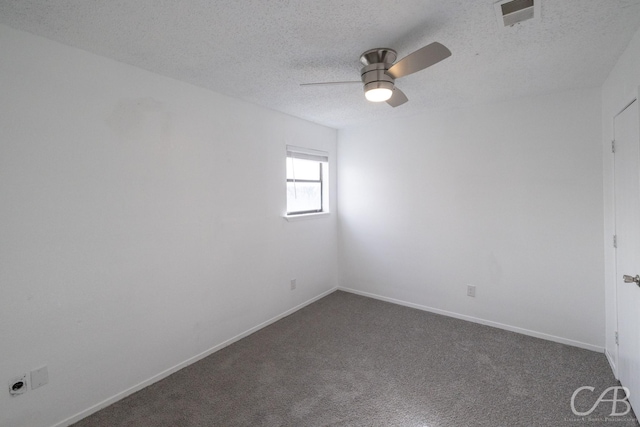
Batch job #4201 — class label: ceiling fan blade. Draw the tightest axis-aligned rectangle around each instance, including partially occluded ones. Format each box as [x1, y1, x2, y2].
[300, 81, 361, 86]
[386, 87, 408, 107]
[386, 42, 451, 79]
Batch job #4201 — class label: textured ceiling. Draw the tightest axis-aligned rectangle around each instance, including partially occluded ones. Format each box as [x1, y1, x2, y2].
[1, 0, 640, 128]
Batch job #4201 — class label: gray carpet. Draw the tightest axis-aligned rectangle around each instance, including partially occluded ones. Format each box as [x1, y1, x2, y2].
[72, 290, 638, 426]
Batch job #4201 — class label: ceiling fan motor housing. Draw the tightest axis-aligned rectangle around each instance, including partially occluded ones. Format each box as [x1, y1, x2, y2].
[360, 48, 397, 95]
[361, 62, 395, 94]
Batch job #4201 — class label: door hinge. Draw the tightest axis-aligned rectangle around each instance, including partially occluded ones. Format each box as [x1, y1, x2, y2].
[615, 331, 619, 345]
[614, 235, 618, 248]
[612, 140, 616, 153]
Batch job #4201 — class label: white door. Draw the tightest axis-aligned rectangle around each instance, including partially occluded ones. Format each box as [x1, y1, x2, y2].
[614, 98, 640, 413]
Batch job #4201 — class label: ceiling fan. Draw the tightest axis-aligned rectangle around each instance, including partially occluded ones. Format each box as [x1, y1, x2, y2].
[301, 42, 451, 107]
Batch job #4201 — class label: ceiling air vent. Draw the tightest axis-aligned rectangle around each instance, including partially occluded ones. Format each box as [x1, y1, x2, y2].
[494, 0, 540, 28]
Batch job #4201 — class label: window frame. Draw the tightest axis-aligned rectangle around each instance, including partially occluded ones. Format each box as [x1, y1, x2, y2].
[285, 146, 329, 217]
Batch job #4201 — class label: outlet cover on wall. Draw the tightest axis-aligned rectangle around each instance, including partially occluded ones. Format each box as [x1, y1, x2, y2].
[290, 279, 297, 290]
[467, 285, 476, 297]
[31, 366, 48, 390]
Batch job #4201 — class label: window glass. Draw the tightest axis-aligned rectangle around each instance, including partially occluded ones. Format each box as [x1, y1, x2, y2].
[287, 182, 322, 212]
[286, 158, 321, 181]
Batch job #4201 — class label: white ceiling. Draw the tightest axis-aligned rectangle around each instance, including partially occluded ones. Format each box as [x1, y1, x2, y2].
[1, 0, 640, 128]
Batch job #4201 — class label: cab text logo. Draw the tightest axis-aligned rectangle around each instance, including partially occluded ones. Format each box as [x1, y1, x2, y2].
[570, 386, 631, 417]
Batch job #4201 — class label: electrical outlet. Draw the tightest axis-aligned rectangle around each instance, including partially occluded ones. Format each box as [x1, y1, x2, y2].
[9, 374, 27, 396]
[467, 285, 476, 297]
[290, 279, 297, 290]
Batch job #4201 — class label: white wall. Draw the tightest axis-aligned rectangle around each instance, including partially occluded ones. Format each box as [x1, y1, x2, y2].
[602, 27, 640, 376]
[0, 25, 338, 427]
[338, 88, 604, 350]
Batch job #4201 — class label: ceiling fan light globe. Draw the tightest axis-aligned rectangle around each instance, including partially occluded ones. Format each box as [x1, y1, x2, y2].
[364, 81, 393, 102]
[365, 87, 393, 102]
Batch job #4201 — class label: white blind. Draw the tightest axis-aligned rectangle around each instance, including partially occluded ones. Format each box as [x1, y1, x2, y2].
[286, 145, 328, 162]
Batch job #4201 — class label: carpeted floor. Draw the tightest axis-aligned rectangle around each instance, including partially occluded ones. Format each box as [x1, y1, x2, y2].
[72, 290, 638, 426]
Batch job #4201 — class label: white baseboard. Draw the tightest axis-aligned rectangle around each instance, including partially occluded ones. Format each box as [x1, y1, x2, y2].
[605, 347, 618, 379]
[338, 287, 604, 353]
[52, 287, 338, 427]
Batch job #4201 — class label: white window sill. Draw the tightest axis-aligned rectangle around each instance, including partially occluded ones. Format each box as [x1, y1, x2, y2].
[283, 212, 330, 222]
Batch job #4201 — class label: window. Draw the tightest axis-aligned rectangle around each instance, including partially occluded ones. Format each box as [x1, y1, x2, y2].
[286, 146, 329, 216]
